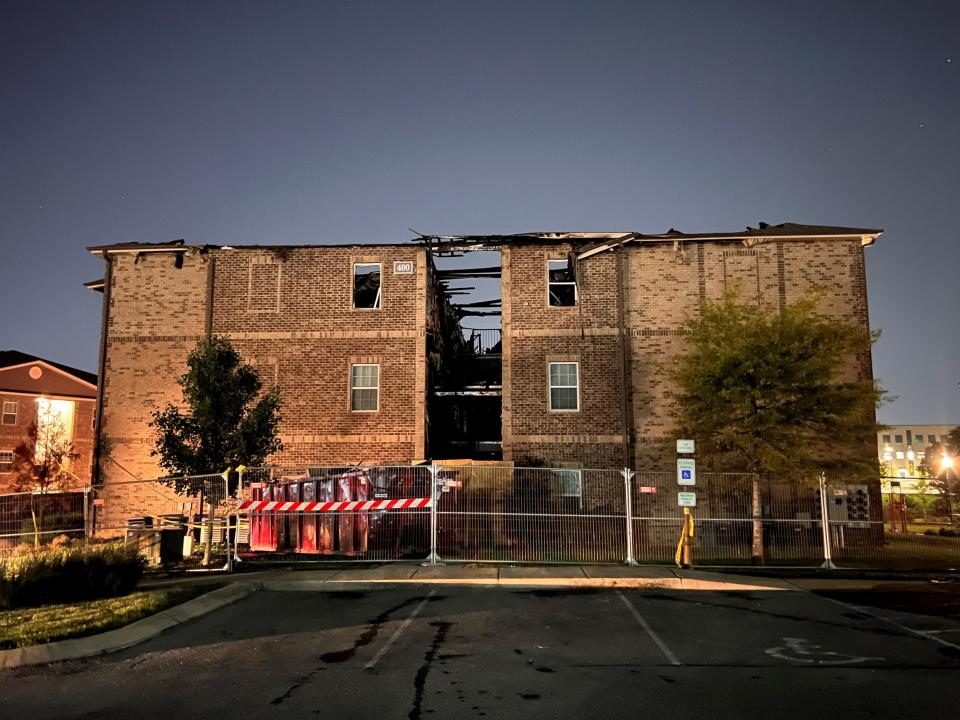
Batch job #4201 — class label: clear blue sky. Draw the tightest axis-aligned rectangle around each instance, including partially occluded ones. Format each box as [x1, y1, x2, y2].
[1, 0, 957, 423]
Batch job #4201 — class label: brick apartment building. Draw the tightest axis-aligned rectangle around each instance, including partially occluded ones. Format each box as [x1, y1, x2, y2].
[87, 223, 880, 511]
[0, 350, 97, 493]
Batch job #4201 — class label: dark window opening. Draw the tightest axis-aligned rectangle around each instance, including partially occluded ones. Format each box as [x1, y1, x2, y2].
[353, 263, 381, 309]
[548, 258, 576, 307]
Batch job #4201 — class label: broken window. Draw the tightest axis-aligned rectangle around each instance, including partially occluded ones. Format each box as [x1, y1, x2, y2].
[350, 364, 379, 411]
[548, 362, 579, 411]
[547, 258, 576, 307]
[353, 263, 381, 309]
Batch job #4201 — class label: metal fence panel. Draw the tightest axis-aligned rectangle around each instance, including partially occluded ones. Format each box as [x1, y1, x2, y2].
[435, 466, 627, 563]
[0, 490, 86, 557]
[89, 474, 229, 571]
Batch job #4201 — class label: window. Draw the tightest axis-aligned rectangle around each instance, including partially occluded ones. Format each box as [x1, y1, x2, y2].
[882, 434, 891, 443]
[35, 399, 75, 463]
[350, 364, 379, 411]
[894, 434, 903, 444]
[547, 258, 576, 307]
[1, 401, 16, 425]
[895, 451, 904, 460]
[353, 263, 381, 309]
[553, 469, 582, 497]
[0, 451, 12, 473]
[929, 435, 938, 444]
[548, 362, 579, 411]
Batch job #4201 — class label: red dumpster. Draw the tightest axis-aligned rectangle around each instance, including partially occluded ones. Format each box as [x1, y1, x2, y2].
[300, 480, 318, 553]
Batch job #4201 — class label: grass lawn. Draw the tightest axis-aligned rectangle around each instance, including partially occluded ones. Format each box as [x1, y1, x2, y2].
[0, 586, 206, 650]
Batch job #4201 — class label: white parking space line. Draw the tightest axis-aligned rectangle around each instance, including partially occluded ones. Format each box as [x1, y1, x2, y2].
[816, 595, 960, 651]
[364, 589, 437, 670]
[616, 591, 681, 666]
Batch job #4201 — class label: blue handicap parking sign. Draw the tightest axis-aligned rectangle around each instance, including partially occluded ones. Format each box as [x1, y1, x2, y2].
[681, 470, 692, 480]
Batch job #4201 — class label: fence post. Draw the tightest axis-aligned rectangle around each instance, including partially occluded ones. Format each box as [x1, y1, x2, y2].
[819, 472, 837, 570]
[424, 463, 442, 566]
[622, 468, 638, 566]
[83, 486, 91, 548]
[227, 465, 245, 573]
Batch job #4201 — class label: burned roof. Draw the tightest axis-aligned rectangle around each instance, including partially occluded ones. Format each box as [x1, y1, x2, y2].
[86, 223, 882, 258]
[414, 223, 882, 255]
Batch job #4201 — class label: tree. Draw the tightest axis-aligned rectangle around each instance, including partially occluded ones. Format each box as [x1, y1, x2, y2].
[11, 407, 81, 546]
[671, 291, 884, 562]
[151, 337, 282, 564]
[919, 428, 960, 523]
[11, 416, 79, 494]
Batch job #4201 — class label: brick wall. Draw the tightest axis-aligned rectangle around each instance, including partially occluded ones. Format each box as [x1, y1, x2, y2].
[502, 237, 876, 472]
[502, 243, 627, 469]
[95, 245, 430, 528]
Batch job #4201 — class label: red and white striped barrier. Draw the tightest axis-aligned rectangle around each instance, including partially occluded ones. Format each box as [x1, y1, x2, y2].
[238, 498, 432, 513]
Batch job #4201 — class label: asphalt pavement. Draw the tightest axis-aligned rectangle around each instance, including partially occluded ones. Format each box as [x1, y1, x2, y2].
[2, 585, 960, 719]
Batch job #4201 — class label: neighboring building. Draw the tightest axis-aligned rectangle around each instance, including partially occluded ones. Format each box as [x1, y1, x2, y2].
[87, 223, 880, 521]
[878, 423, 958, 490]
[0, 350, 97, 493]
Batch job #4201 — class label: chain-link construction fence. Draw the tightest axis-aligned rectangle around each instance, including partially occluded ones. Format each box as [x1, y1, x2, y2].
[4, 464, 959, 570]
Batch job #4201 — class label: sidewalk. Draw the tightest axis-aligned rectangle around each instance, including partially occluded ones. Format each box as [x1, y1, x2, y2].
[141, 562, 951, 593]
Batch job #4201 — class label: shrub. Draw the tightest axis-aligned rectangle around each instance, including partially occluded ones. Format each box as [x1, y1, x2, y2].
[0, 542, 146, 610]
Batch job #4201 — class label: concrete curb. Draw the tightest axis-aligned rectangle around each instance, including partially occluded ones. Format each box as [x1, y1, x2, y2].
[261, 575, 791, 592]
[0, 582, 258, 670]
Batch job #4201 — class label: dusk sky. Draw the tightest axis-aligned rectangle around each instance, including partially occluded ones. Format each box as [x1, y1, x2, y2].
[1, 0, 957, 424]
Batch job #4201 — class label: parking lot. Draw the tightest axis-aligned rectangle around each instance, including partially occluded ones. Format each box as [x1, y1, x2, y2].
[2, 585, 960, 719]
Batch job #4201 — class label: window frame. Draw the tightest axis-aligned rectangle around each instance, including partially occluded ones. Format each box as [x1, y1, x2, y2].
[352, 262, 382, 310]
[546, 258, 577, 308]
[349, 363, 380, 412]
[553, 468, 583, 498]
[0, 450, 12, 473]
[1, 401, 17, 426]
[548, 361, 580, 412]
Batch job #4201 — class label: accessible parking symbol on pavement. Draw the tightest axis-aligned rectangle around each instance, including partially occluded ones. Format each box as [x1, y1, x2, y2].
[765, 637, 885, 665]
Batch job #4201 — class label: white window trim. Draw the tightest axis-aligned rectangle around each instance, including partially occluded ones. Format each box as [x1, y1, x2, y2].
[546, 258, 577, 308]
[350, 363, 380, 412]
[2, 400, 17, 425]
[0, 449, 13, 473]
[353, 262, 382, 310]
[548, 361, 580, 412]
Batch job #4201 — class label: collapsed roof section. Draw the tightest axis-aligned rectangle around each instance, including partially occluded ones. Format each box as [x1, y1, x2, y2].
[411, 223, 882, 258]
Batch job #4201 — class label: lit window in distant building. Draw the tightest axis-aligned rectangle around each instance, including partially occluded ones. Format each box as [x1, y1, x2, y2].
[894, 435, 903, 444]
[895, 451, 904, 460]
[883, 449, 893, 461]
[907, 449, 915, 462]
[898, 468, 908, 478]
[34, 398, 75, 463]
